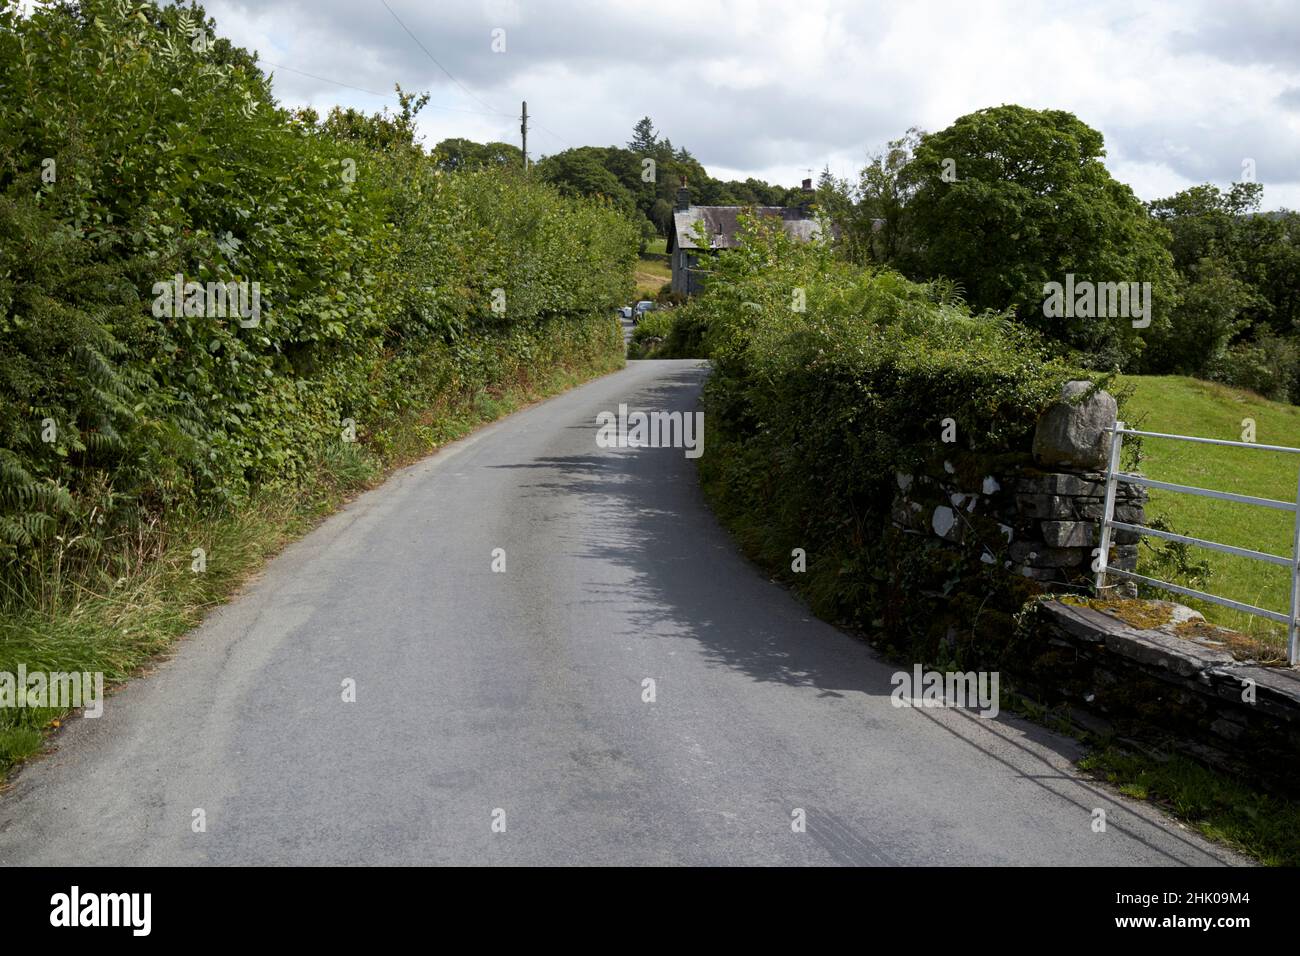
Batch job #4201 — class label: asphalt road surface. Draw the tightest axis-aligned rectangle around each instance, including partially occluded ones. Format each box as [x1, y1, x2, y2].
[0, 360, 1243, 865]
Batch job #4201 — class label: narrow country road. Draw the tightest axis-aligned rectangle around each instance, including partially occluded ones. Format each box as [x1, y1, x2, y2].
[0, 360, 1242, 866]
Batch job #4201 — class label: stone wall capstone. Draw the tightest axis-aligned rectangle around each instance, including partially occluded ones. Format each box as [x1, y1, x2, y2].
[1036, 598, 1300, 794]
[890, 381, 1144, 585]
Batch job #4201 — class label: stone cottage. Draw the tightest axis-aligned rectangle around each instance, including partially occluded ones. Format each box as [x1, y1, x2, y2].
[665, 177, 825, 296]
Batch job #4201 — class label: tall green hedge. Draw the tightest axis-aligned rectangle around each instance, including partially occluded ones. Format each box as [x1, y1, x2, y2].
[0, 1, 635, 586]
[689, 216, 1076, 663]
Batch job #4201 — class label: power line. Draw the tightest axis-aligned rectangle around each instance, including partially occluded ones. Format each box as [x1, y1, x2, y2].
[377, 0, 509, 117]
[530, 121, 570, 149]
[376, 0, 573, 152]
[256, 59, 393, 100]
[255, 58, 497, 116]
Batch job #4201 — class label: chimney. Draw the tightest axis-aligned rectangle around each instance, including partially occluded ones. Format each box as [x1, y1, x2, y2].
[798, 177, 814, 216]
[675, 175, 691, 212]
[802, 177, 813, 191]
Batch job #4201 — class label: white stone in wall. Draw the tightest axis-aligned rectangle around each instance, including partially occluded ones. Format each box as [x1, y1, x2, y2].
[932, 506, 956, 538]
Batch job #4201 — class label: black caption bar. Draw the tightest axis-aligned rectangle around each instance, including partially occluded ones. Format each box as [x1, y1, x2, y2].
[0, 865, 1288, 942]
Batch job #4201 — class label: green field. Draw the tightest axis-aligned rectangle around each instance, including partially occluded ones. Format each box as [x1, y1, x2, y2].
[635, 252, 671, 297]
[1117, 375, 1300, 644]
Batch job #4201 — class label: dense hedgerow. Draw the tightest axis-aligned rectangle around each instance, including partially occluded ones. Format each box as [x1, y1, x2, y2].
[0, 1, 635, 590]
[687, 217, 1076, 664]
[625, 308, 708, 359]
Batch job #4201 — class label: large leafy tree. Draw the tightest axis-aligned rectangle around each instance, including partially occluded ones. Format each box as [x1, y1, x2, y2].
[816, 129, 925, 267]
[903, 105, 1175, 368]
[1150, 182, 1300, 337]
[430, 137, 523, 173]
[535, 147, 637, 215]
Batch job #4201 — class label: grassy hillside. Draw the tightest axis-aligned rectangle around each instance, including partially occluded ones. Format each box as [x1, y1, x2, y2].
[635, 253, 671, 297]
[1117, 375, 1300, 646]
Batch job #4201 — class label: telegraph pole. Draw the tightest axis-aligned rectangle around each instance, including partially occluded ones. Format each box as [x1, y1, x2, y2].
[521, 100, 528, 172]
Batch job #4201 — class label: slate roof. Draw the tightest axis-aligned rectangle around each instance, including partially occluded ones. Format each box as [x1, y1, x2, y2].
[669, 205, 824, 251]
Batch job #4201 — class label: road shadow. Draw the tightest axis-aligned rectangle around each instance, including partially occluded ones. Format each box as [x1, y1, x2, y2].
[488, 363, 1236, 865]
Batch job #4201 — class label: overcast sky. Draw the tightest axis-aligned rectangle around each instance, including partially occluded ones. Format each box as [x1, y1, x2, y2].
[204, 0, 1300, 209]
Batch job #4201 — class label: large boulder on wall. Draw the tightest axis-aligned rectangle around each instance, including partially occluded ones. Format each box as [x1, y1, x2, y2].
[1032, 380, 1118, 470]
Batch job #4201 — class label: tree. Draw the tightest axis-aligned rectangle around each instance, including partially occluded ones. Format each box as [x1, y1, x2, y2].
[628, 117, 659, 155]
[1150, 183, 1300, 337]
[813, 167, 866, 264]
[319, 86, 429, 154]
[902, 105, 1176, 368]
[651, 198, 674, 235]
[534, 147, 637, 215]
[431, 138, 523, 173]
[1143, 255, 1258, 376]
[1254, 211, 1300, 335]
[857, 129, 924, 268]
[814, 130, 926, 267]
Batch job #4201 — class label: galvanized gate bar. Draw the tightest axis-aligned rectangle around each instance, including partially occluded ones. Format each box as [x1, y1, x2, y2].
[1105, 519, 1293, 566]
[1097, 423, 1300, 666]
[1288, 471, 1300, 663]
[1093, 421, 1125, 596]
[1118, 428, 1300, 454]
[1115, 474, 1297, 512]
[1107, 568, 1292, 625]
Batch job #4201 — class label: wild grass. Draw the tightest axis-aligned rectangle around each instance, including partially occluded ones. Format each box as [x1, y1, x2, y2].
[1117, 374, 1300, 647]
[1081, 745, 1300, 865]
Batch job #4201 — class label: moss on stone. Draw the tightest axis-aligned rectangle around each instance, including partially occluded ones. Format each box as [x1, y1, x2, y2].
[1059, 593, 1285, 664]
[1060, 595, 1175, 631]
[1173, 619, 1286, 666]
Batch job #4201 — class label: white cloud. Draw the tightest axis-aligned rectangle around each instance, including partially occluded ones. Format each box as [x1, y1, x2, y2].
[205, 0, 1300, 209]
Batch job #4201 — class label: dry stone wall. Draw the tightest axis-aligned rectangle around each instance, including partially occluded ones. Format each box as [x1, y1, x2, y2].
[890, 381, 1146, 586]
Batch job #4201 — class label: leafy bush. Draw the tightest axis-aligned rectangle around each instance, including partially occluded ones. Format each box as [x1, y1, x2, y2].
[627, 311, 674, 356]
[1210, 332, 1300, 404]
[0, 0, 634, 596]
[688, 216, 1076, 664]
[626, 308, 706, 359]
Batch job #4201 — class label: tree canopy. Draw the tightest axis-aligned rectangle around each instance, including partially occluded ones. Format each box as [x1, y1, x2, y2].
[900, 105, 1177, 368]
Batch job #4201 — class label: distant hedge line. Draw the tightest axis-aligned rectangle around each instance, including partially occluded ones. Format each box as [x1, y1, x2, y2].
[686, 217, 1077, 664]
[0, 2, 635, 583]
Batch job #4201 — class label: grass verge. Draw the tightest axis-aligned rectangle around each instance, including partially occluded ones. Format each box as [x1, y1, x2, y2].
[1080, 744, 1300, 865]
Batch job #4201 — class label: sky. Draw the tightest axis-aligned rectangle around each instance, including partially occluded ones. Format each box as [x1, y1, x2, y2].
[198, 0, 1300, 209]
